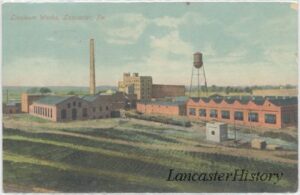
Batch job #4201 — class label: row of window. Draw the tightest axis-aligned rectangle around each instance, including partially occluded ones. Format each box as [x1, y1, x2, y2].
[92, 106, 109, 112]
[60, 107, 111, 120]
[67, 101, 82, 108]
[33, 106, 53, 118]
[188, 108, 277, 124]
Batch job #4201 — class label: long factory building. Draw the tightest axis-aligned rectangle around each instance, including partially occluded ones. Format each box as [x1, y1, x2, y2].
[136, 96, 298, 129]
[26, 92, 136, 122]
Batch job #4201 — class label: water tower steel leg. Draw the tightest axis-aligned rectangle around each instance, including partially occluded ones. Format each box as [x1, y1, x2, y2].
[202, 65, 208, 96]
[197, 68, 200, 98]
[189, 67, 194, 97]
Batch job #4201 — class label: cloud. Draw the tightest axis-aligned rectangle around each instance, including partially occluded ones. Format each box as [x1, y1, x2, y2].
[119, 30, 195, 85]
[100, 13, 148, 45]
[150, 31, 193, 57]
[152, 12, 213, 29]
[46, 37, 56, 42]
[100, 12, 212, 45]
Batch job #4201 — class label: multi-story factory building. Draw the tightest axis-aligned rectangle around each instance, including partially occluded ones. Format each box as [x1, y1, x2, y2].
[118, 72, 185, 100]
[186, 96, 298, 129]
[118, 73, 152, 100]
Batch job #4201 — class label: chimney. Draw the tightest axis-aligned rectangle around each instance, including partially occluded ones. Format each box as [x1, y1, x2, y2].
[89, 39, 96, 95]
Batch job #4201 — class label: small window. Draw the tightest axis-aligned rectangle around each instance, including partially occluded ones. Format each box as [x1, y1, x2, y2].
[248, 112, 259, 122]
[68, 103, 71, 108]
[78, 102, 81, 107]
[61, 109, 66, 119]
[83, 108, 88, 117]
[234, 111, 244, 121]
[106, 106, 109, 111]
[73, 101, 76, 106]
[99, 106, 102, 111]
[199, 109, 206, 117]
[189, 108, 196, 116]
[210, 109, 218, 118]
[265, 114, 276, 124]
[211, 131, 215, 135]
[93, 107, 96, 112]
[221, 110, 230, 119]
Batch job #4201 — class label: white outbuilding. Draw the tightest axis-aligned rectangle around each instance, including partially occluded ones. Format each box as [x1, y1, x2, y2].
[206, 122, 228, 142]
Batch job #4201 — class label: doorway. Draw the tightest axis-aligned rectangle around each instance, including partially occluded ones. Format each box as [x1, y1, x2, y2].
[72, 108, 77, 120]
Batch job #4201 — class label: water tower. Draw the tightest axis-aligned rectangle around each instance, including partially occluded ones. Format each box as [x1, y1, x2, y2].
[189, 52, 208, 97]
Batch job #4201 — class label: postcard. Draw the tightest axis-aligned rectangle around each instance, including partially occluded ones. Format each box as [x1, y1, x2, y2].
[1, 0, 298, 193]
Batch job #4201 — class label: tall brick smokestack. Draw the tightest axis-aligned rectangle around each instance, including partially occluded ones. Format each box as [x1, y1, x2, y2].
[89, 39, 96, 95]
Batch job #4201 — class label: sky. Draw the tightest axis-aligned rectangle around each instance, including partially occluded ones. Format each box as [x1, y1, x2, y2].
[2, 2, 298, 87]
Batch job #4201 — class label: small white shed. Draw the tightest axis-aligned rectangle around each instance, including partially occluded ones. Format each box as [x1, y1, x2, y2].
[206, 122, 228, 142]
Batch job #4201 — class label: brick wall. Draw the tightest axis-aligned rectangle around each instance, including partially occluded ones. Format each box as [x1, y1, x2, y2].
[136, 102, 186, 116]
[151, 84, 185, 98]
[186, 99, 297, 129]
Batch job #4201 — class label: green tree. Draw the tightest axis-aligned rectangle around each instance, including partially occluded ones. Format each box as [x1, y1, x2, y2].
[225, 87, 231, 95]
[39, 87, 52, 94]
[67, 91, 76, 95]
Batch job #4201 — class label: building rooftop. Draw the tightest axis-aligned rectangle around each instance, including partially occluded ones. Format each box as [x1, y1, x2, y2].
[268, 97, 298, 106]
[82, 95, 98, 102]
[34, 96, 73, 106]
[140, 100, 186, 106]
[189, 95, 297, 106]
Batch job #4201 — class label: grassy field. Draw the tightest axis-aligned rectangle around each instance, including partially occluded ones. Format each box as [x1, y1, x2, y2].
[3, 114, 298, 192]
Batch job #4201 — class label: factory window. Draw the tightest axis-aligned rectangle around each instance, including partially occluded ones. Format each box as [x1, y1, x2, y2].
[199, 109, 206, 117]
[189, 108, 196, 116]
[93, 107, 96, 112]
[210, 109, 218, 118]
[78, 102, 81, 107]
[83, 108, 88, 117]
[221, 110, 230, 119]
[265, 114, 276, 124]
[248, 112, 259, 122]
[234, 111, 244, 121]
[106, 106, 109, 111]
[99, 106, 102, 111]
[282, 112, 290, 124]
[61, 109, 66, 119]
[73, 101, 76, 106]
[68, 103, 71, 108]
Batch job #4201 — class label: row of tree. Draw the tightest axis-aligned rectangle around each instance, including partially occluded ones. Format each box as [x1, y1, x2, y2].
[26, 87, 52, 94]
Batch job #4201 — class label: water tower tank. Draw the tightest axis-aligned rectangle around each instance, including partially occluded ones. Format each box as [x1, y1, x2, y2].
[193, 52, 203, 68]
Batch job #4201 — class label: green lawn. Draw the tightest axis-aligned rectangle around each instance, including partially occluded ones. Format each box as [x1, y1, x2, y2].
[3, 114, 298, 192]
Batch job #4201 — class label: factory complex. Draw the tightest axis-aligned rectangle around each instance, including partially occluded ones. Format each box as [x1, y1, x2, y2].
[3, 39, 298, 129]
